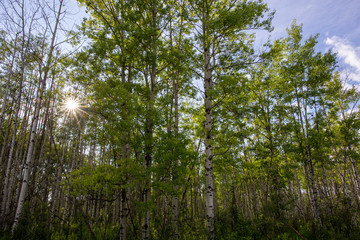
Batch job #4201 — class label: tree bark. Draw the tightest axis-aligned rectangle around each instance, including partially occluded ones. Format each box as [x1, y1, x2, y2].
[12, 0, 64, 231]
[203, 30, 215, 240]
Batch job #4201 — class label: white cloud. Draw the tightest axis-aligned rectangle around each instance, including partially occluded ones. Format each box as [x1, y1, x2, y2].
[339, 72, 360, 90]
[325, 36, 360, 84]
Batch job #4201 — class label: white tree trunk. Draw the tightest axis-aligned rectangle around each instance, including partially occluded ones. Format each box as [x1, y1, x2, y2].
[12, 0, 64, 231]
[204, 40, 215, 240]
[12, 90, 42, 230]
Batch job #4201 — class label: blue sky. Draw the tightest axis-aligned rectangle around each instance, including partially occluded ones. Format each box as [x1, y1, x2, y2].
[263, 0, 360, 87]
[67, 0, 360, 86]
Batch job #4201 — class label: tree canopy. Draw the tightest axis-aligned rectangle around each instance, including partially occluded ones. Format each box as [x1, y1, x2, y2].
[1, 0, 360, 240]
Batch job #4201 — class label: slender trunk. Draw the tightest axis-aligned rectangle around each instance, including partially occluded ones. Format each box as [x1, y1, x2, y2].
[142, 103, 153, 240]
[320, 101, 350, 197]
[306, 151, 322, 225]
[172, 75, 179, 239]
[4, 95, 33, 219]
[0, 37, 18, 131]
[119, 188, 127, 240]
[43, 98, 56, 205]
[1, 26, 27, 220]
[203, 31, 215, 240]
[171, 5, 184, 237]
[0, 119, 11, 168]
[12, 0, 64, 231]
[294, 89, 322, 226]
[119, 56, 131, 240]
[338, 102, 360, 209]
[12, 84, 43, 230]
[142, 2, 157, 239]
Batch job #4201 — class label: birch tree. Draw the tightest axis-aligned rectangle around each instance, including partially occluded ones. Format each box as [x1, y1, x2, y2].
[187, 0, 273, 237]
[12, 0, 66, 231]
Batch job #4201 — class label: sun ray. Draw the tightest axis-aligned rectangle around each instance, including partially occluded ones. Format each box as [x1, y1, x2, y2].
[65, 99, 79, 110]
[59, 97, 88, 129]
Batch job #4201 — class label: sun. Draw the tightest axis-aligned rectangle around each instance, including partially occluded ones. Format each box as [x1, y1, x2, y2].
[61, 98, 82, 118]
[61, 97, 86, 126]
[65, 99, 79, 110]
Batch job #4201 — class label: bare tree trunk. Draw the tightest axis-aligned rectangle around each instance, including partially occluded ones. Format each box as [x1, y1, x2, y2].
[171, 5, 184, 237]
[0, 4, 29, 218]
[142, 3, 157, 239]
[12, 83, 43, 230]
[12, 0, 64, 231]
[293, 89, 322, 226]
[119, 61, 131, 240]
[50, 140, 67, 232]
[142, 96, 153, 240]
[0, 119, 11, 168]
[306, 152, 322, 225]
[119, 188, 128, 240]
[3, 92, 33, 221]
[172, 79, 180, 237]
[0, 36, 18, 131]
[203, 29, 215, 240]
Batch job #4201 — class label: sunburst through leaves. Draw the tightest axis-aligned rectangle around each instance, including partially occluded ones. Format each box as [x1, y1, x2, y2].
[65, 99, 79, 110]
[61, 97, 87, 126]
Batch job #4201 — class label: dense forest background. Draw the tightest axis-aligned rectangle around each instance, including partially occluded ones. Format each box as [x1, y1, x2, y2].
[1, 0, 360, 239]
